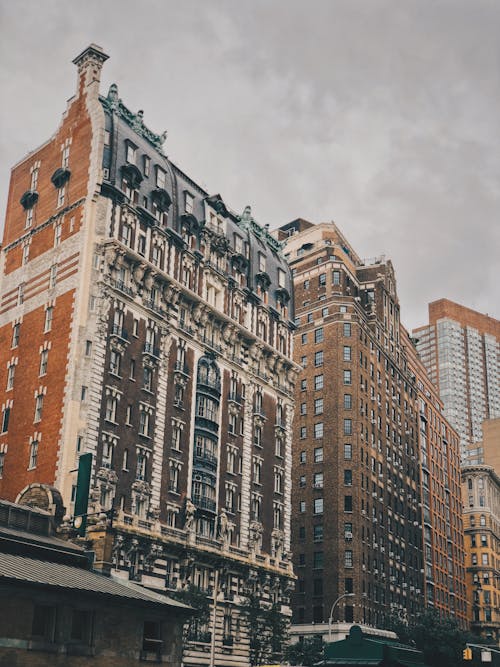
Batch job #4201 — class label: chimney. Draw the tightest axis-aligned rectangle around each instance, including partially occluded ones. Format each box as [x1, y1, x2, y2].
[72, 44, 109, 99]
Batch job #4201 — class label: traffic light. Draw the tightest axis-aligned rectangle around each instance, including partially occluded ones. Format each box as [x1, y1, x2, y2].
[463, 647, 472, 661]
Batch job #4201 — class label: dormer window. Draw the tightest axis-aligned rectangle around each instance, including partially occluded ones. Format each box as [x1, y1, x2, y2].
[184, 191, 194, 214]
[156, 166, 166, 189]
[126, 142, 137, 165]
[258, 253, 266, 272]
[277, 268, 285, 288]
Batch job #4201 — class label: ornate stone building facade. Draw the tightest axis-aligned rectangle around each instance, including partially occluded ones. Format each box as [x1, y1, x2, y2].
[276, 219, 466, 639]
[0, 45, 296, 666]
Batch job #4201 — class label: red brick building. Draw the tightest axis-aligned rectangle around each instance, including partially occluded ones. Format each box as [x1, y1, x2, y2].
[277, 220, 467, 639]
[0, 45, 296, 667]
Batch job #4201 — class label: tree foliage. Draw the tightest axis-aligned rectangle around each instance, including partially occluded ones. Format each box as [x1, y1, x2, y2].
[171, 584, 211, 642]
[386, 609, 471, 667]
[241, 593, 289, 666]
[284, 636, 324, 667]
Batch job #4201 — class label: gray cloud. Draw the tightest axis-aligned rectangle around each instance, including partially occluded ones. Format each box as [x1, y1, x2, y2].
[1, 0, 499, 329]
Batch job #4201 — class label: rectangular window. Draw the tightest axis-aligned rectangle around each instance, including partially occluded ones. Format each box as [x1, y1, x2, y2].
[319, 273, 326, 286]
[299, 500, 306, 513]
[313, 472, 323, 488]
[143, 367, 153, 391]
[29, 440, 39, 469]
[277, 268, 286, 288]
[1, 407, 10, 433]
[11, 323, 20, 348]
[344, 550, 353, 568]
[22, 244, 30, 265]
[70, 609, 93, 644]
[301, 379, 307, 391]
[6, 364, 15, 390]
[344, 495, 352, 512]
[44, 307, 53, 332]
[344, 443, 352, 459]
[301, 333, 307, 345]
[314, 446, 323, 463]
[314, 374, 324, 390]
[25, 207, 34, 229]
[300, 450, 306, 463]
[314, 422, 324, 438]
[300, 426, 306, 439]
[313, 524, 323, 542]
[54, 223, 62, 247]
[313, 498, 324, 515]
[156, 166, 166, 188]
[343, 370, 352, 385]
[344, 469, 352, 485]
[315, 328, 324, 343]
[333, 270, 340, 285]
[143, 155, 151, 176]
[314, 398, 323, 415]
[314, 351, 324, 367]
[344, 419, 352, 435]
[313, 551, 323, 569]
[18, 283, 25, 306]
[49, 264, 58, 289]
[39, 349, 48, 376]
[34, 394, 44, 422]
[31, 604, 56, 641]
[126, 143, 137, 164]
[184, 191, 194, 213]
[343, 394, 352, 409]
[343, 346, 351, 361]
[343, 322, 351, 337]
[300, 402, 307, 415]
[57, 186, 66, 208]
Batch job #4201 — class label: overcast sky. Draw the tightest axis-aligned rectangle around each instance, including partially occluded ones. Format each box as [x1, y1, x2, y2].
[1, 0, 499, 331]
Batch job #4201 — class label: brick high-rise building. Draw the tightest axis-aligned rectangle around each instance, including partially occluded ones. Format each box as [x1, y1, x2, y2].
[277, 220, 467, 640]
[413, 299, 500, 462]
[0, 45, 296, 667]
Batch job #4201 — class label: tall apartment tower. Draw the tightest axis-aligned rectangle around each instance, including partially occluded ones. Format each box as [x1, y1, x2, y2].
[276, 220, 467, 639]
[0, 46, 296, 666]
[413, 299, 500, 462]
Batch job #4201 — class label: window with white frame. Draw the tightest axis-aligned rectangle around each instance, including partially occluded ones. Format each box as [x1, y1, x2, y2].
[54, 223, 62, 247]
[44, 306, 53, 332]
[49, 264, 58, 289]
[11, 324, 20, 349]
[136, 450, 147, 480]
[274, 467, 283, 494]
[184, 191, 194, 213]
[139, 409, 151, 437]
[31, 167, 39, 191]
[57, 186, 65, 208]
[25, 207, 34, 229]
[6, 364, 15, 391]
[126, 142, 137, 164]
[39, 349, 48, 376]
[105, 396, 117, 422]
[253, 456, 262, 484]
[314, 422, 324, 439]
[22, 244, 30, 265]
[29, 439, 39, 469]
[156, 167, 166, 189]
[109, 349, 121, 376]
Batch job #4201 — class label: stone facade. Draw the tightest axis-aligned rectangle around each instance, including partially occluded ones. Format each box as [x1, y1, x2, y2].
[0, 45, 296, 667]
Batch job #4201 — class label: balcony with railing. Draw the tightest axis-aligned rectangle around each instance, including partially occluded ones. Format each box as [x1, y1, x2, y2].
[193, 449, 218, 471]
[174, 361, 190, 376]
[143, 342, 161, 358]
[192, 494, 216, 512]
[111, 324, 129, 341]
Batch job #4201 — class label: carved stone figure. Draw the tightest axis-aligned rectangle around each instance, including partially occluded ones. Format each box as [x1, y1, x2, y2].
[107, 83, 119, 105]
[218, 509, 229, 547]
[184, 499, 196, 532]
[249, 520, 263, 555]
[160, 130, 168, 145]
[239, 205, 253, 226]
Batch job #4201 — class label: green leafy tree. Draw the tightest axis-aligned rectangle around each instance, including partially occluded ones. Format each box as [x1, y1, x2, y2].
[171, 584, 211, 643]
[285, 636, 324, 667]
[386, 610, 470, 667]
[241, 593, 290, 665]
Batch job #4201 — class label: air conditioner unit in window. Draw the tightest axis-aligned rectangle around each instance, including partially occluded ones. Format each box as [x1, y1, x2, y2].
[345, 532, 353, 540]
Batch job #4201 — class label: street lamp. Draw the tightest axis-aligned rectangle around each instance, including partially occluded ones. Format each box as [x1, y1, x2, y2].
[328, 592, 355, 641]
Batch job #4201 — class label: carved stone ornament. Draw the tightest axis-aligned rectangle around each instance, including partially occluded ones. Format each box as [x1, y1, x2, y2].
[51, 168, 71, 189]
[20, 190, 39, 210]
[120, 163, 143, 190]
[151, 187, 172, 213]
